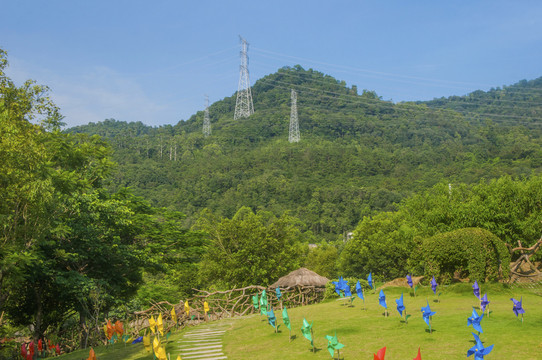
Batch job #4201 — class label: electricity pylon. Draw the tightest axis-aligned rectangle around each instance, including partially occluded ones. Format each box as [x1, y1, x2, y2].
[203, 95, 211, 137]
[289, 89, 300, 143]
[234, 36, 254, 120]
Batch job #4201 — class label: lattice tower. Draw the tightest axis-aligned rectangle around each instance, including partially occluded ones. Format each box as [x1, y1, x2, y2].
[289, 89, 300, 143]
[234, 36, 254, 120]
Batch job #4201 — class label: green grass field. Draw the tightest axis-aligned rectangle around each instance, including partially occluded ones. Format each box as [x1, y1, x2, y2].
[223, 284, 542, 359]
[56, 284, 541, 360]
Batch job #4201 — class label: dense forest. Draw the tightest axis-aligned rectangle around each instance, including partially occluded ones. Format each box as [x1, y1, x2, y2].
[4, 49, 542, 356]
[69, 66, 542, 241]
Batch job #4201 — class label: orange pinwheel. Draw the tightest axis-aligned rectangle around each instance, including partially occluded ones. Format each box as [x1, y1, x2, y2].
[86, 348, 97, 360]
[106, 320, 115, 340]
[115, 320, 124, 337]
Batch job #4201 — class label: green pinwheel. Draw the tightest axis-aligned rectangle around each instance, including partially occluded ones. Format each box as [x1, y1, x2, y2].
[252, 294, 259, 310]
[282, 307, 292, 341]
[325, 332, 344, 359]
[301, 318, 314, 352]
[259, 290, 268, 315]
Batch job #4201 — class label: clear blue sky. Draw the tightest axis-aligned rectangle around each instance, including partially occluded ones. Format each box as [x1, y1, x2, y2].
[2, 1, 542, 128]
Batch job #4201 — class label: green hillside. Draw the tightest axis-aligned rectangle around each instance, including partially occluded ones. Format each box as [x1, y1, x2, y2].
[68, 66, 542, 241]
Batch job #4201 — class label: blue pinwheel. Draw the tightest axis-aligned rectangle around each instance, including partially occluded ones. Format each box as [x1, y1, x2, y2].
[276, 286, 282, 301]
[431, 276, 438, 294]
[355, 280, 364, 300]
[395, 293, 409, 323]
[267, 308, 279, 332]
[467, 332, 494, 359]
[395, 293, 405, 316]
[379, 289, 388, 316]
[367, 272, 373, 290]
[511, 297, 525, 323]
[472, 281, 480, 299]
[480, 293, 490, 315]
[406, 274, 413, 288]
[344, 284, 352, 297]
[421, 300, 436, 333]
[332, 276, 349, 297]
[467, 307, 484, 333]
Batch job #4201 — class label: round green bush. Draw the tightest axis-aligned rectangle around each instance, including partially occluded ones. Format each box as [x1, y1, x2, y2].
[423, 227, 510, 284]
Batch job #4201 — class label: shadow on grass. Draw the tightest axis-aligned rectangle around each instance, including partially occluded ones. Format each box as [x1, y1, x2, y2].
[424, 328, 437, 333]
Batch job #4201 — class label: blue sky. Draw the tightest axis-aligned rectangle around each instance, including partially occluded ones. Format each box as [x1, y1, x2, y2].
[2, 1, 542, 128]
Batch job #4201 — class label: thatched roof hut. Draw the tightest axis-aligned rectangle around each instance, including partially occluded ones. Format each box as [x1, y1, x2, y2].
[270, 267, 329, 288]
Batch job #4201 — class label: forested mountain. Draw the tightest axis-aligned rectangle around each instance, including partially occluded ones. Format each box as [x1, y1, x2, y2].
[68, 66, 542, 241]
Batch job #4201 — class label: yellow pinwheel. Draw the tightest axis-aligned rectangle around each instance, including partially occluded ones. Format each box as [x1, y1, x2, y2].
[157, 346, 167, 360]
[157, 313, 164, 335]
[171, 307, 177, 324]
[184, 300, 190, 316]
[153, 337, 160, 354]
[142, 333, 151, 352]
[149, 315, 156, 334]
[204, 301, 210, 315]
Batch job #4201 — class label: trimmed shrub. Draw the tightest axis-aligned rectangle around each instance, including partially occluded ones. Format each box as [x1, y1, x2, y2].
[423, 228, 510, 284]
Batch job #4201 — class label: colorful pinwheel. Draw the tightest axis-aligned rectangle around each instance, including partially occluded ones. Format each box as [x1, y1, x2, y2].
[267, 308, 278, 332]
[276, 286, 282, 301]
[260, 290, 268, 315]
[406, 274, 413, 288]
[467, 307, 484, 333]
[472, 281, 480, 299]
[421, 301, 436, 333]
[283, 307, 292, 341]
[252, 294, 259, 310]
[396, 293, 405, 316]
[511, 297, 525, 323]
[480, 293, 490, 316]
[467, 332, 493, 359]
[325, 332, 344, 359]
[301, 318, 314, 352]
[374, 346, 386, 360]
[171, 306, 177, 324]
[379, 289, 388, 316]
[430, 276, 438, 294]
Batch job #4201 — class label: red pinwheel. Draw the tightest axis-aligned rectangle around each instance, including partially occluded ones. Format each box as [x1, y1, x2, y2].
[20, 343, 27, 358]
[413, 347, 422, 360]
[28, 341, 35, 358]
[374, 346, 386, 360]
[38, 338, 43, 352]
[55, 344, 61, 355]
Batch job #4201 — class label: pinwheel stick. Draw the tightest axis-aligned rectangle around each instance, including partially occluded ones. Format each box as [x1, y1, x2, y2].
[405, 309, 408, 324]
[311, 328, 315, 352]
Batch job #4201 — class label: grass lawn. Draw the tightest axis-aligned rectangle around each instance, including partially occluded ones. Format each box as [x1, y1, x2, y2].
[55, 283, 541, 359]
[223, 284, 542, 359]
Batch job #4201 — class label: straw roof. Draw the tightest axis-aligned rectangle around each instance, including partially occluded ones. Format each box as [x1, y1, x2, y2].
[270, 267, 329, 288]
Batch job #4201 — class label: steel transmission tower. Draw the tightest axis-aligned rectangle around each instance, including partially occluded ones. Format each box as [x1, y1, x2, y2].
[203, 95, 211, 137]
[289, 89, 300, 143]
[234, 36, 254, 120]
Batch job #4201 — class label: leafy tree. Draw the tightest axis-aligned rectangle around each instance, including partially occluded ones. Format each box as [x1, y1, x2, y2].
[195, 207, 304, 288]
